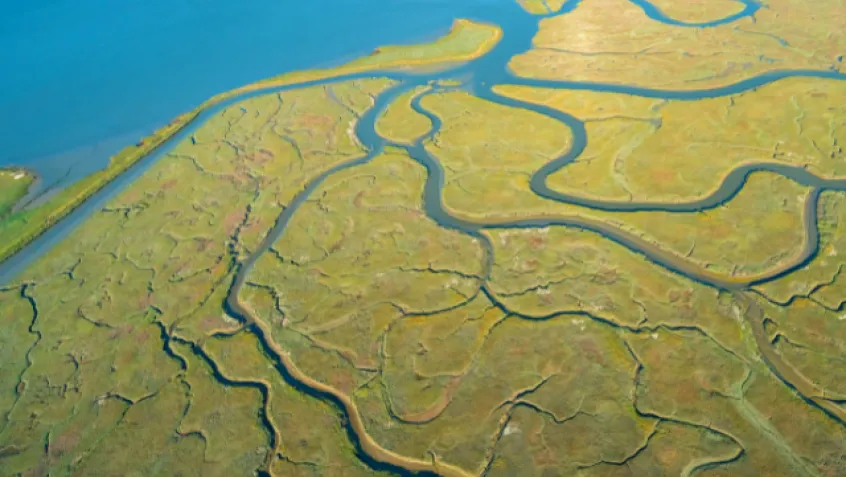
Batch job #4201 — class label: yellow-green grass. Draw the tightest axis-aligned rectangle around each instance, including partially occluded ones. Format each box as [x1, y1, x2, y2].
[0, 115, 194, 263]
[758, 297, 846, 397]
[346, 19, 502, 70]
[375, 85, 433, 144]
[203, 331, 372, 474]
[516, 0, 569, 15]
[0, 18, 502, 264]
[0, 78, 396, 475]
[0, 168, 34, 218]
[570, 422, 738, 477]
[495, 79, 846, 202]
[363, 316, 655, 474]
[754, 191, 846, 305]
[508, 0, 846, 89]
[240, 149, 491, 474]
[493, 328, 758, 475]
[175, 78, 396, 255]
[264, 180, 656, 473]
[243, 149, 485, 381]
[736, 362, 846, 477]
[648, 0, 748, 23]
[436, 79, 464, 87]
[235, 145, 838, 475]
[0, 288, 38, 440]
[484, 224, 751, 353]
[0, 73, 842, 477]
[239, 150, 637, 473]
[217, 19, 501, 101]
[419, 90, 811, 278]
[626, 328, 845, 476]
[0, 10, 843, 474]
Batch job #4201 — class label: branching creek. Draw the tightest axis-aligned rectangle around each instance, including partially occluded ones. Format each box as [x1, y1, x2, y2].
[3, 0, 846, 474]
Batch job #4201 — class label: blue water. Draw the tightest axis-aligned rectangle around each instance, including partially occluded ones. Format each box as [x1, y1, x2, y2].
[4, 0, 846, 452]
[3, 0, 845, 290]
[0, 0, 763, 188]
[0, 0, 499, 188]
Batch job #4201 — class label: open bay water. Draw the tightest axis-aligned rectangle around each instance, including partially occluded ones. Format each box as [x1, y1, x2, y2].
[0, 0, 503, 188]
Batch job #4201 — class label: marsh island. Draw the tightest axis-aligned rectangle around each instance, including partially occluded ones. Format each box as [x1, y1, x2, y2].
[1, 1, 845, 475]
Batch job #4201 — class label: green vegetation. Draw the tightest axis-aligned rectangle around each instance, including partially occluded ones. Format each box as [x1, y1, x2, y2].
[516, 0, 569, 15]
[375, 86, 433, 144]
[242, 151, 492, 473]
[0, 18, 502, 265]
[0, 78, 397, 475]
[347, 19, 502, 70]
[649, 0, 747, 23]
[754, 191, 846, 306]
[484, 225, 748, 352]
[0, 115, 195, 262]
[496, 79, 846, 201]
[0, 168, 34, 218]
[509, 0, 846, 89]
[231, 19, 501, 98]
[1, 1, 845, 475]
[419, 90, 810, 277]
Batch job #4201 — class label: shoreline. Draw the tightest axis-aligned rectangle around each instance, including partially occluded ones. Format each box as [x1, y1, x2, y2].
[0, 19, 503, 265]
[0, 167, 38, 217]
[0, 115, 194, 262]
